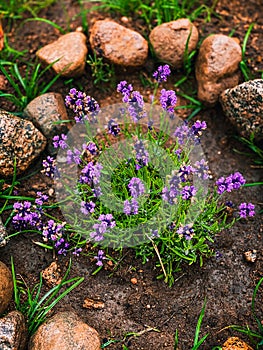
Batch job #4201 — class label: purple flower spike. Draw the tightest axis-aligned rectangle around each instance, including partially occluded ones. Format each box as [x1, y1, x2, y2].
[216, 172, 246, 195]
[42, 156, 58, 178]
[238, 202, 255, 218]
[81, 201, 96, 215]
[160, 89, 177, 114]
[128, 177, 145, 198]
[123, 198, 139, 215]
[53, 134, 68, 149]
[181, 185, 197, 200]
[66, 148, 82, 165]
[177, 224, 194, 240]
[108, 119, 121, 136]
[94, 250, 106, 266]
[153, 65, 171, 82]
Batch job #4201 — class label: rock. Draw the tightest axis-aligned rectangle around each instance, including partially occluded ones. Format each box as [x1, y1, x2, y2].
[195, 34, 242, 106]
[222, 336, 254, 349]
[0, 110, 46, 177]
[89, 20, 148, 67]
[36, 32, 87, 78]
[41, 261, 62, 287]
[149, 18, 199, 68]
[244, 249, 257, 263]
[0, 311, 27, 350]
[29, 311, 101, 350]
[0, 261, 13, 315]
[220, 79, 263, 141]
[0, 217, 8, 247]
[23, 93, 69, 140]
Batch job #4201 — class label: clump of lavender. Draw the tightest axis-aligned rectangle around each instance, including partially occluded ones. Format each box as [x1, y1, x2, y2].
[174, 120, 207, 145]
[216, 172, 246, 195]
[79, 161, 103, 185]
[53, 134, 68, 149]
[107, 119, 121, 136]
[153, 64, 171, 83]
[160, 89, 177, 116]
[65, 88, 100, 123]
[90, 214, 116, 242]
[128, 177, 145, 198]
[133, 139, 149, 169]
[123, 198, 139, 215]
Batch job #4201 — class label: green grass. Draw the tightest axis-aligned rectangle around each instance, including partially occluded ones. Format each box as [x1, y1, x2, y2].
[234, 133, 263, 166]
[239, 23, 255, 81]
[87, 51, 115, 87]
[0, 60, 61, 110]
[0, 0, 57, 19]
[11, 257, 84, 335]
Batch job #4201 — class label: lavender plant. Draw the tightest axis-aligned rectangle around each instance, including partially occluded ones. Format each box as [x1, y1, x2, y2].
[12, 65, 256, 286]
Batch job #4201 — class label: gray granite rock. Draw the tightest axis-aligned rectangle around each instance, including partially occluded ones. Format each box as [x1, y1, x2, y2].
[0, 261, 13, 315]
[29, 311, 101, 350]
[0, 110, 46, 177]
[36, 32, 88, 78]
[0, 311, 27, 350]
[195, 34, 242, 106]
[24, 93, 70, 140]
[220, 79, 263, 141]
[149, 18, 199, 68]
[0, 217, 8, 247]
[89, 20, 148, 66]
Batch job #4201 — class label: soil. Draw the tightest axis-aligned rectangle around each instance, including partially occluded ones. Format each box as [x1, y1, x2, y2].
[0, 0, 263, 349]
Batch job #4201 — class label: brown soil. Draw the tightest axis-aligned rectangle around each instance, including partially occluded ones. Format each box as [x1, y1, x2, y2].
[0, 0, 263, 349]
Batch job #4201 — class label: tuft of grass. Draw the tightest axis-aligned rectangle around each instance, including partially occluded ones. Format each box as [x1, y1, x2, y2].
[233, 133, 263, 166]
[0, 60, 62, 110]
[0, 0, 57, 19]
[87, 51, 115, 87]
[11, 257, 84, 335]
[239, 23, 255, 81]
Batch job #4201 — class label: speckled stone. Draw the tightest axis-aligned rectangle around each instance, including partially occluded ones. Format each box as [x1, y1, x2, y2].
[0, 217, 8, 247]
[24, 93, 69, 140]
[0, 110, 47, 177]
[220, 79, 263, 141]
[36, 32, 88, 78]
[0, 311, 27, 350]
[29, 312, 101, 350]
[89, 20, 148, 66]
[222, 336, 254, 349]
[149, 18, 199, 68]
[0, 261, 13, 315]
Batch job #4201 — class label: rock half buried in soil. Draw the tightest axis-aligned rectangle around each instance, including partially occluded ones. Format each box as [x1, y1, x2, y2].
[0, 110, 46, 177]
[28, 311, 101, 350]
[195, 34, 242, 106]
[149, 18, 199, 68]
[0, 216, 8, 247]
[220, 79, 263, 141]
[89, 20, 148, 66]
[0, 311, 27, 350]
[0, 261, 13, 315]
[222, 336, 254, 349]
[36, 32, 87, 78]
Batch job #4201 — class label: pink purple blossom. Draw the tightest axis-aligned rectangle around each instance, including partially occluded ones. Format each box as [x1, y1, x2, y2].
[238, 202, 255, 218]
[177, 225, 194, 240]
[123, 198, 139, 215]
[128, 177, 145, 198]
[94, 250, 106, 266]
[53, 134, 68, 149]
[153, 65, 171, 82]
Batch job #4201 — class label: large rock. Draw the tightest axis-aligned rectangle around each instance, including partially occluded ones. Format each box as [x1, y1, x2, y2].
[89, 20, 148, 66]
[149, 18, 199, 68]
[195, 34, 242, 106]
[0, 110, 46, 177]
[24, 93, 69, 140]
[222, 337, 254, 349]
[220, 79, 263, 141]
[0, 261, 13, 315]
[0, 311, 27, 350]
[36, 32, 88, 77]
[29, 311, 101, 350]
[0, 217, 8, 247]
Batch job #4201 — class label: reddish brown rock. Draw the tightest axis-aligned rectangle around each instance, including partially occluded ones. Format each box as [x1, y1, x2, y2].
[24, 93, 69, 140]
[149, 18, 199, 68]
[29, 311, 101, 350]
[220, 79, 263, 141]
[195, 34, 242, 106]
[0, 311, 27, 350]
[222, 336, 254, 349]
[0, 110, 46, 177]
[89, 20, 148, 66]
[0, 261, 13, 314]
[36, 32, 87, 77]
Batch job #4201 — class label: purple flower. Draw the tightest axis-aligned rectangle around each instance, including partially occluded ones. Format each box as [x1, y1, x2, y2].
[194, 159, 210, 180]
[55, 237, 70, 256]
[107, 119, 121, 136]
[83, 142, 98, 155]
[177, 224, 194, 240]
[238, 202, 255, 218]
[134, 139, 149, 169]
[216, 172, 246, 195]
[178, 165, 195, 182]
[153, 65, 171, 83]
[72, 247, 82, 256]
[160, 89, 177, 115]
[128, 177, 145, 198]
[175, 148, 182, 159]
[90, 214, 116, 242]
[66, 148, 82, 165]
[42, 220, 65, 242]
[174, 122, 191, 145]
[35, 192, 48, 213]
[174, 120, 207, 145]
[151, 229, 159, 238]
[191, 120, 207, 136]
[12, 201, 41, 229]
[94, 250, 106, 266]
[42, 156, 58, 178]
[128, 91, 146, 122]
[79, 162, 103, 185]
[98, 214, 116, 228]
[162, 186, 179, 205]
[117, 80, 133, 101]
[123, 198, 139, 215]
[81, 201, 95, 215]
[65, 88, 100, 123]
[181, 185, 197, 200]
[53, 134, 68, 149]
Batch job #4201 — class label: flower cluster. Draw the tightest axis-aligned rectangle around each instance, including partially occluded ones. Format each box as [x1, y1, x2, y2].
[194, 159, 210, 180]
[238, 202, 255, 218]
[216, 172, 246, 195]
[123, 198, 139, 215]
[65, 88, 100, 123]
[128, 177, 145, 198]
[79, 162, 103, 186]
[90, 214, 116, 242]
[153, 64, 171, 82]
[160, 89, 177, 116]
[13, 201, 41, 230]
[83, 141, 98, 155]
[53, 134, 68, 149]
[133, 139, 149, 170]
[107, 119, 121, 136]
[67, 147, 82, 165]
[42, 156, 58, 178]
[81, 201, 96, 215]
[174, 120, 207, 145]
[177, 224, 195, 240]
[94, 249, 106, 266]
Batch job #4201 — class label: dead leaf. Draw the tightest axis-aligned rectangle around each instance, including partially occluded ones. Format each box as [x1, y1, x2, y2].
[0, 19, 4, 51]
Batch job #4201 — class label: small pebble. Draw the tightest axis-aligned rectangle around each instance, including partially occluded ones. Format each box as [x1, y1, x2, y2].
[120, 16, 129, 23]
[131, 278, 137, 285]
[244, 250, 257, 263]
